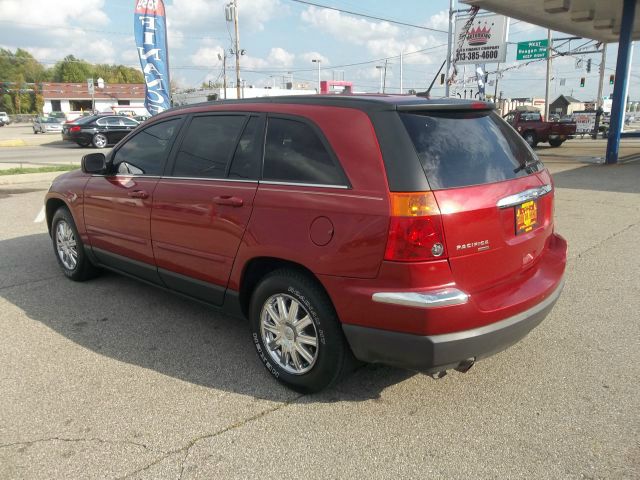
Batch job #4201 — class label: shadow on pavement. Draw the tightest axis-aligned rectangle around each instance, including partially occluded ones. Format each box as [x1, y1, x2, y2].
[550, 161, 640, 195]
[0, 233, 413, 403]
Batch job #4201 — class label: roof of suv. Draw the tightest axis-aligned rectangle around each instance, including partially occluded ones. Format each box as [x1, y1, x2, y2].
[169, 95, 495, 114]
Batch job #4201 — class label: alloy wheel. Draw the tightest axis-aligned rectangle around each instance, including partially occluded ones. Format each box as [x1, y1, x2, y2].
[260, 294, 319, 375]
[55, 220, 78, 270]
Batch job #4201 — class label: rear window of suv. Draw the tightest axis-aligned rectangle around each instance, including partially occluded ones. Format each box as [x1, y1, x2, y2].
[400, 110, 542, 190]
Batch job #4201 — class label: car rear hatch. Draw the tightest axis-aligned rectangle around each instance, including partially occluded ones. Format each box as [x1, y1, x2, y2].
[398, 104, 554, 294]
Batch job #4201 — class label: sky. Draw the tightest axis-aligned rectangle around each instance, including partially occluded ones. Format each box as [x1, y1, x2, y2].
[0, 0, 638, 101]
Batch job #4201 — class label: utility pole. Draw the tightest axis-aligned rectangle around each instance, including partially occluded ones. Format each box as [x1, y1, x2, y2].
[445, 0, 455, 97]
[382, 59, 389, 93]
[233, 0, 241, 99]
[219, 52, 228, 99]
[544, 29, 552, 121]
[597, 44, 607, 109]
[400, 50, 404, 94]
[494, 62, 500, 102]
[622, 42, 634, 131]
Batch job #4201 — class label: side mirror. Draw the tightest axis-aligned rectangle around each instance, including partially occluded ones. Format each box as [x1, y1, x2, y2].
[81, 153, 107, 174]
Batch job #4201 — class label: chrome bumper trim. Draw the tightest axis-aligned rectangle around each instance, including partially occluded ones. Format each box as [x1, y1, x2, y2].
[496, 184, 552, 209]
[372, 288, 469, 309]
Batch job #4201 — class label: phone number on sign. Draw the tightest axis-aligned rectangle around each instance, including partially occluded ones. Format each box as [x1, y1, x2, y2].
[456, 50, 500, 61]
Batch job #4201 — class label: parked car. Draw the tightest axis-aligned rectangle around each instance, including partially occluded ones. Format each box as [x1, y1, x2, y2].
[61, 114, 139, 148]
[33, 116, 64, 134]
[504, 109, 576, 147]
[0, 112, 10, 126]
[45, 95, 567, 392]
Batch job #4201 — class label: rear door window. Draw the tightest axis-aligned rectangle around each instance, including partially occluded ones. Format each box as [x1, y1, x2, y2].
[228, 116, 262, 180]
[400, 111, 542, 190]
[172, 115, 247, 179]
[263, 117, 348, 186]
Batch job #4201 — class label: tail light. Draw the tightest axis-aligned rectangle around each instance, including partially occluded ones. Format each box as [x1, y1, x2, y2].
[384, 192, 447, 262]
[69, 126, 81, 132]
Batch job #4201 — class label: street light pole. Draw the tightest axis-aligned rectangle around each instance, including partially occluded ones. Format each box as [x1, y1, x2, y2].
[312, 59, 321, 93]
[376, 65, 384, 93]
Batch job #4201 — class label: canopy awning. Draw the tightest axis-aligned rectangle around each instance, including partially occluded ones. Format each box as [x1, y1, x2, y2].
[463, 0, 640, 43]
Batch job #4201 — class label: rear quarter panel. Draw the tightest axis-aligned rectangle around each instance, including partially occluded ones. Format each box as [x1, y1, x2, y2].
[228, 105, 391, 289]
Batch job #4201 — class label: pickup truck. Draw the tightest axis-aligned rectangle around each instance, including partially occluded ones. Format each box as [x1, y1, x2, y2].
[503, 110, 576, 147]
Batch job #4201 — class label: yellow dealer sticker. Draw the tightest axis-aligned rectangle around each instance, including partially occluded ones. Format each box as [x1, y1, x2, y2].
[516, 200, 538, 235]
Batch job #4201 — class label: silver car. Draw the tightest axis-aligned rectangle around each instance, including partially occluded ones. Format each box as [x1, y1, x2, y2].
[33, 117, 63, 134]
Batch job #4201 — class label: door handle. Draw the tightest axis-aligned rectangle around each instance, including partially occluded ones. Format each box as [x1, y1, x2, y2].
[213, 195, 243, 207]
[127, 190, 149, 199]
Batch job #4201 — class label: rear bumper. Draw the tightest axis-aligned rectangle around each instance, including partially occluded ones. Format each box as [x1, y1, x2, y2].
[342, 276, 564, 373]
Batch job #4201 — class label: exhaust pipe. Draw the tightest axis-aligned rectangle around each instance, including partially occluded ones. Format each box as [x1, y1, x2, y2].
[455, 357, 475, 373]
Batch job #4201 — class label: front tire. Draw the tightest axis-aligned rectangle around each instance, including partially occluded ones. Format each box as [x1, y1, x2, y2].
[51, 207, 99, 281]
[249, 269, 353, 393]
[92, 133, 108, 148]
[523, 131, 537, 148]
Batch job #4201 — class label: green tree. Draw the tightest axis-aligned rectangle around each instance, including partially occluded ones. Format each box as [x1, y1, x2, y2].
[51, 55, 93, 83]
[0, 94, 14, 114]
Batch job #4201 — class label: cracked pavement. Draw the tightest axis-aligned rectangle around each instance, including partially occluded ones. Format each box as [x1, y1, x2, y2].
[0, 141, 639, 479]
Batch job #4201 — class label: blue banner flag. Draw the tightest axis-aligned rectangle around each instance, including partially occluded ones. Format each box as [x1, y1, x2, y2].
[134, 0, 171, 115]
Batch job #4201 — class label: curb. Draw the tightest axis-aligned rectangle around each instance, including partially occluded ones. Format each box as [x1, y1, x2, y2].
[0, 139, 27, 147]
[0, 171, 67, 186]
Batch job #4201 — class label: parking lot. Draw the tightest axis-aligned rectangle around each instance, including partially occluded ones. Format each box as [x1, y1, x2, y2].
[0, 135, 639, 478]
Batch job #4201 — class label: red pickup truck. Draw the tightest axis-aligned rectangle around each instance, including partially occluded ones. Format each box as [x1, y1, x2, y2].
[504, 110, 576, 147]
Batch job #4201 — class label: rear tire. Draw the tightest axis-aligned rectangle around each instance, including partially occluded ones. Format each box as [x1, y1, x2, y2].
[92, 133, 108, 148]
[249, 269, 354, 393]
[549, 138, 563, 147]
[523, 131, 537, 148]
[51, 207, 100, 281]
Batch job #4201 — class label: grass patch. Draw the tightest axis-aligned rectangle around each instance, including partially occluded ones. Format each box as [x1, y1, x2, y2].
[0, 164, 78, 176]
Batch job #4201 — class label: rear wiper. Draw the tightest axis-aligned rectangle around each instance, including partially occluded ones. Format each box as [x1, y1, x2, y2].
[514, 158, 542, 174]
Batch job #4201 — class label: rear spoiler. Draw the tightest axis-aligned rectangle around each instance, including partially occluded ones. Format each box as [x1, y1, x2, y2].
[397, 102, 496, 112]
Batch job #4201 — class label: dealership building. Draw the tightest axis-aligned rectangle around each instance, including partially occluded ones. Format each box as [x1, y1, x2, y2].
[40, 82, 147, 115]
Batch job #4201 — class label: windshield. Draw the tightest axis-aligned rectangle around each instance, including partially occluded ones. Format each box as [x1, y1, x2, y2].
[399, 110, 542, 190]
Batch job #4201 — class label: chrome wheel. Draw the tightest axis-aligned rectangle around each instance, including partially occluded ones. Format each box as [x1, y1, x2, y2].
[260, 294, 319, 375]
[93, 133, 107, 148]
[55, 220, 78, 270]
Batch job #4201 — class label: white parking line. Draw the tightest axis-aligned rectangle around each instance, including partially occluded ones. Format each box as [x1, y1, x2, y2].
[33, 206, 45, 223]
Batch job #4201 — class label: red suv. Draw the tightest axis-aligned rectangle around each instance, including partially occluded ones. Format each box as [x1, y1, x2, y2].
[45, 96, 567, 392]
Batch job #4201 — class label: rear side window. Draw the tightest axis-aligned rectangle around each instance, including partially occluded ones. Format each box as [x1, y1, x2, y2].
[263, 117, 347, 186]
[173, 115, 246, 179]
[400, 111, 541, 190]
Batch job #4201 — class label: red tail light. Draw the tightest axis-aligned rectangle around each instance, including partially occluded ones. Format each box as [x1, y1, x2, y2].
[384, 192, 447, 262]
[69, 126, 81, 132]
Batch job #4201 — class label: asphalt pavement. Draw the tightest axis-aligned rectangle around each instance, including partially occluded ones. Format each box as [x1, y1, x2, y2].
[0, 140, 638, 479]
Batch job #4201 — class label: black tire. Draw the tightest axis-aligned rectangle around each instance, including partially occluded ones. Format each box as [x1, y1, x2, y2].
[249, 269, 354, 393]
[549, 138, 564, 147]
[92, 133, 108, 148]
[523, 131, 537, 148]
[51, 207, 100, 281]
[33, 129, 38, 134]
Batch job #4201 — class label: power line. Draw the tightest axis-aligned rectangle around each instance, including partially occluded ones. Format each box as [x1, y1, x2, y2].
[0, 20, 224, 41]
[285, 0, 448, 34]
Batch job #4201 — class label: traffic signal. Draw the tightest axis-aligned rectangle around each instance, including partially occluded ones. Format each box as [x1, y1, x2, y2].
[580, 77, 585, 87]
[609, 74, 615, 85]
[586, 59, 592, 73]
[440, 73, 445, 85]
